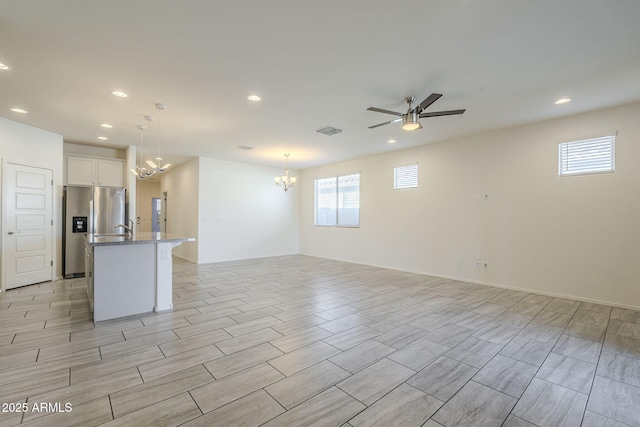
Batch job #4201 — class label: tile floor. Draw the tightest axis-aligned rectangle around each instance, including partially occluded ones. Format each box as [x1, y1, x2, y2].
[1, 255, 639, 427]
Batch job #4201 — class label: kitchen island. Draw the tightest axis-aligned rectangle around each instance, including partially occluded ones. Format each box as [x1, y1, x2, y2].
[85, 232, 195, 322]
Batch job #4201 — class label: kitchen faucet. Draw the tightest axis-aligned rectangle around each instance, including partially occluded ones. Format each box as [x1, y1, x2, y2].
[114, 219, 134, 238]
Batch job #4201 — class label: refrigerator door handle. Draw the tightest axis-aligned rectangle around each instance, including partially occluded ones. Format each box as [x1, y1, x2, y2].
[8, 231, 20, 235]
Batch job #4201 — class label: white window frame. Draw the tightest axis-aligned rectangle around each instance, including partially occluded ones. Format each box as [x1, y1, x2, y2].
[394, 164, 418, 189]
[558, 133, 616, 177]
[314, 173, 360, 227]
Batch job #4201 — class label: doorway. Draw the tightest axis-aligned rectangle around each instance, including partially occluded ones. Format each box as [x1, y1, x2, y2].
[161, 192, 167, 233]
[151, 197, 161, 232]
[2, 161, 53, 290]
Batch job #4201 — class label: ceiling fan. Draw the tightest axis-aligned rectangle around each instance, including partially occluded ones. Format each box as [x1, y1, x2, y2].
[367, 93, 465, 130]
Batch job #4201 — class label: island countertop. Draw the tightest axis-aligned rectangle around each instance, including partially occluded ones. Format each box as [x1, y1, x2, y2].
[86, 232, 195, 246]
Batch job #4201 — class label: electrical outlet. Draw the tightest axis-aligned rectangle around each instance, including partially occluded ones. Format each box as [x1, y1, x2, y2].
[457, 259, 463, 268]
[475, 261, 481, 269]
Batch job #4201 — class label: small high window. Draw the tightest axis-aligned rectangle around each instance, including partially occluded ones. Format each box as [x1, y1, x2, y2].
[394, 164, 418, 189]
[558, 134, 615, 176]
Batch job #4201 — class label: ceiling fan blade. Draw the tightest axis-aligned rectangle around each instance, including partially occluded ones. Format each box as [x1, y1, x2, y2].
[419, 109, 466, 118]
[368, 118, 401, 129]
[414, 93, 443, 113]
[367, 107, 403, 116]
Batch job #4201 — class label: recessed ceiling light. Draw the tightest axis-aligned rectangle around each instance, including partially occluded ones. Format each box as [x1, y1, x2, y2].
[247, 95, 261, 101]
[10, 107, 27, 114]
[155, 157, 163, 161]
[112, 90, 128, 98]
[555, 98, 571, 105]
[97, 136, 108, 141]
[100, 123, 113, 128]
[387, 139, 397, 144]
[0, 63, 10, 71]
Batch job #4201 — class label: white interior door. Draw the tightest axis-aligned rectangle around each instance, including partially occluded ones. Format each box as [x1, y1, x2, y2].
[2, 162, 53, 290]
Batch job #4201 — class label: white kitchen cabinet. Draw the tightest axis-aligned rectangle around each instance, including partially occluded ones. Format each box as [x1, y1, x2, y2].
[66, 156, 124, 187]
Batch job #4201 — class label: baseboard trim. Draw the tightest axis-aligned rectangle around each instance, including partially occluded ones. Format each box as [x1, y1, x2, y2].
[299, 252, 640, 312]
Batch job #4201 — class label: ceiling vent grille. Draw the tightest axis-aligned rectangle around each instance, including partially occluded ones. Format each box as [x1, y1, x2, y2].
[237, 145, 254, 150]
[314, 126, 343, 136]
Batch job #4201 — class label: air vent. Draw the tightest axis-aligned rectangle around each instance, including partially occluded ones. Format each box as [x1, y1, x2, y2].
[238, 145, 254, 150]
[314, 126, 343, 136]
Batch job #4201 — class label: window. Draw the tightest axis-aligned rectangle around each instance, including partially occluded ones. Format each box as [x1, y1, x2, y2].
[558, 134, 615, 176]
[314, 173, 360, 227]
[394, 164, 418, 189]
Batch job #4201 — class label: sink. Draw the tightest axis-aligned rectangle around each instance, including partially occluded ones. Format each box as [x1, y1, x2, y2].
[94, 233, 130, 237]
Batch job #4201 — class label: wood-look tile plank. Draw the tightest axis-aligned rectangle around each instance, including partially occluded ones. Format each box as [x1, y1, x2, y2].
[215, 327, 283, 355]
[349, 383, 442, 427]
[23, 367, 142, 422]
[110, 364, 213, 418]
[19, 396, 113, 427]
[337, 358, 414, 405]
[222, 315, 283, 337]
[137, 344, 223, 382]
[270, 325, 333, 353]
[445, 336, 502, 368]
[268, 341, 342, 376]
[180, 390, 284, 427]
[158, 328, 232, 357]
[99, 329, 178, 359]
[0, 369, 69, 404]
[375, 324, 427, 349]
[70, 346, 165, 384]
[266, 360, 351, 409]
[329, 339, 396, 374]
[552, 334, 601, 363]
[473, 354, 537, 398]
[512, 378, 588, 427]
[323, 325, 382, 351]
[500, 336, 554, 366]
[103, 392, 201, 427]
[407, 356, 478, 401]
[172, 316, 237, 338]
[388, 337, 450, 371]
[587, 375, 640, 426]
[432, 380, 516, 427]
[190, 362, 284, 413]
[0, 348, 100, 387]
[261, 386, 366, 427]
[536, 352, 596, 394]
[38, 330, 124, 360]
[597, 350, 640, 388]
[204, 342, 283, 379]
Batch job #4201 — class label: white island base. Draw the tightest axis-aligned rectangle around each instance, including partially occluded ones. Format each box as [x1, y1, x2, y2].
[86, 233, 193, 322]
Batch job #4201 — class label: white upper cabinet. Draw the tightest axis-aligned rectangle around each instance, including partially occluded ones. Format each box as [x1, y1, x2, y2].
[66, 156, 124, 187]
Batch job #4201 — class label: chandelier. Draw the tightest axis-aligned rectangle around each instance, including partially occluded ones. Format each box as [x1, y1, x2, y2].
[274, 154, 297, 191]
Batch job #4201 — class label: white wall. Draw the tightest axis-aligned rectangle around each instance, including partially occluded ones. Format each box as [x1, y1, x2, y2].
[161, 157, 199, 262]
[197, 157, 299, 263]
[0, 117, 64, 281]
[300, 102, 640, 309]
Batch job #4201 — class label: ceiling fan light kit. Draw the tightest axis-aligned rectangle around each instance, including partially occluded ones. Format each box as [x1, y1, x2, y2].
[368, 93, 465, 131]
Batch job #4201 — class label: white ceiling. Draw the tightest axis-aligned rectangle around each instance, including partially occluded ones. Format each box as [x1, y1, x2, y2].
[1, 0, 640, 169]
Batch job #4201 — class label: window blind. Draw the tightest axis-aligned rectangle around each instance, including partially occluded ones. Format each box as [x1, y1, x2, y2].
[559, 135, 615, 176]
[394, 164, 418, 189]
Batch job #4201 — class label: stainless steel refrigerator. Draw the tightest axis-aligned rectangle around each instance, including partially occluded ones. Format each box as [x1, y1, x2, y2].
[63, 186, 125, 278]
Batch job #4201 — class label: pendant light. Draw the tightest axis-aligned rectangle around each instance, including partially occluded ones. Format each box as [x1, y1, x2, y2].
[145, 103, 171, 173]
